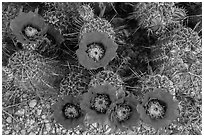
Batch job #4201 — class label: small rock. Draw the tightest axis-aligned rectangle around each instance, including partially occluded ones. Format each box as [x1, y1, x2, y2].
[27, 127, 31, 133]
[43, 131, 48, 134]
[51, 129, 55, 134]
[19, 117, 23, 121]
[22, 94, 28, 98]
[29, 100, 37, 108]
[29, 132, 36, 135]
[41, 115, 46, 119]
[30, 119, 35, 125]
[46, 104, 51, 109]
[62, 129, 68, 134]
[44, 119, 49, 123]
[13, 125, 21, 132]
[21, 130, 26, 135]
[6, 117, 12, 123]
[15, 109, 25, 116]
[45, 123, 51, 132]
[25, 119, 30, 128]
[37, 109, 42, 115]
[4, 130, 10, 135]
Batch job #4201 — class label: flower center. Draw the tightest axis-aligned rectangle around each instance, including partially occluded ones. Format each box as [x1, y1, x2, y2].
[86, 42, 106, 62]
[62, 103, 81, 119]
[22, 24, 40, 41]
[144, 98, 167, 120]
[115, 104, 132, 122]
[90, 93, 111, 114]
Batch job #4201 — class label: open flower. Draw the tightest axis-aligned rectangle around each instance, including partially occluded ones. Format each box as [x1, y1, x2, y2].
[137, 88, 179, 131]
[10, 8, 48, 45]
[51, 95, 86, 130]
[76, 31, 118, 70]
[80, 83, 117, 125]
[108, 95, 140, 132]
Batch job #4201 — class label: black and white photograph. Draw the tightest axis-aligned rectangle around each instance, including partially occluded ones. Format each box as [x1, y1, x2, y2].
[2, 1, 202, 135]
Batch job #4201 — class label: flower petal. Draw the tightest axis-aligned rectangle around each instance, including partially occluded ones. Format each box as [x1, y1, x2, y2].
[137, 88, 179, 131]
[80, 84, 118, 125]
[10, 9, 48, 45]
[108, 95, 140, 131]
[76, 31, 118, 70]
[51, 95, 85, 130]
